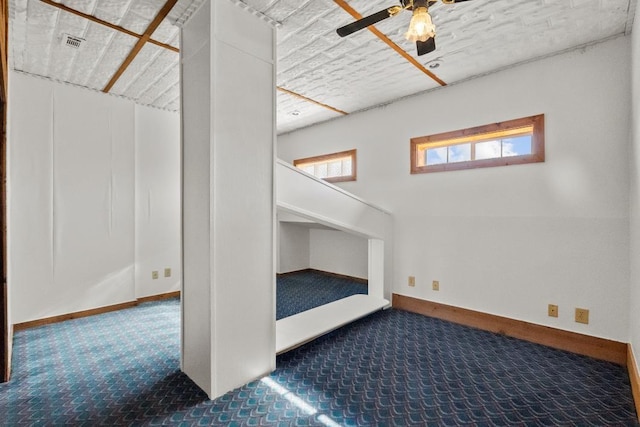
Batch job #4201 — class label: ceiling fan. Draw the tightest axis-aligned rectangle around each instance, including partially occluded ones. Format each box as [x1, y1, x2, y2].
[336, 0, 472, 56]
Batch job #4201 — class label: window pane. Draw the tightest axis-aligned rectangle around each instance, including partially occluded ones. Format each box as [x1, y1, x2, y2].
[448, 143, 471, 163]
[426, 147, 447, 165]
[502, 135, 532, 157]
[294, 150, 357, 182]
[327, 161, 342, 177]
[315, 163, 328, 178]
[342, 159, 352, 176]
[410, 115, 543, 174]
[475, 140, 502, 160]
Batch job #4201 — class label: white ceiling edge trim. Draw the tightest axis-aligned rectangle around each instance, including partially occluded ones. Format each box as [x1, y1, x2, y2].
[277, 33, 630, 137]
[11, 70, 180, 114]
[172, 0, 207, 28]
[176, 0, 281, 28]
[228, 0, 282, 28]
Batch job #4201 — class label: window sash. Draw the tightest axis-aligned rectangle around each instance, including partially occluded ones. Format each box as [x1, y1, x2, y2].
[294, 149, 357, 183]
[411, 115, 544, 174]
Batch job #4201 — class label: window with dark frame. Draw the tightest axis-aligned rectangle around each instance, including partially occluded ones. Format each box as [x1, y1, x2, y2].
[410, 114, 545, 174]
[294, 149, 357, 183]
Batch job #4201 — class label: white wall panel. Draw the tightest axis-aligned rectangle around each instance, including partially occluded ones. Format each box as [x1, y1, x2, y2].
[213, 37, 275, 395]
[279, 37, 631, 342]
[135, 106, 181, 299]
[181, 0, 213, 395]
[309, 229, 368, 280]
[8, 74, 54, 324]
[9, 72, 135, 324]
[629, 4, 640, 370]
[277, 222, 310, 274]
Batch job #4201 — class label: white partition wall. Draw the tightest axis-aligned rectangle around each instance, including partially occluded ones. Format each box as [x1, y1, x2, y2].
[8, 73, 136, 324]
[276, 160, 393, 300]
[135, 106, 181, 299]
[275, 161, 392, 353]
[8, 73, 183, 325]
[181, 1, 276, 399]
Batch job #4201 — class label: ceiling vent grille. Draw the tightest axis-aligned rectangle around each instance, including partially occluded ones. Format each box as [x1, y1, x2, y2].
[61, 34, 85, 49]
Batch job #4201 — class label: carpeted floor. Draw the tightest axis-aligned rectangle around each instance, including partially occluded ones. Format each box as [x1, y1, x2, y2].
[0, 272, 638, 426]
[276, 270, 367, 319]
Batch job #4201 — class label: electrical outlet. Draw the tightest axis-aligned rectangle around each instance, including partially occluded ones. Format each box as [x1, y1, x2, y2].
[152, 271, 159, 280]
[408, 276, 415, 287]
[575, 308, 589, 324]
[548, 304, 558, 318]
[432, 280, 440, 291]
[164, 268, 171, 278]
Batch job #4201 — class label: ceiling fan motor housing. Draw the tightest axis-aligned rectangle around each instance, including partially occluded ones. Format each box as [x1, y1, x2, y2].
[400, 0, 433, 10]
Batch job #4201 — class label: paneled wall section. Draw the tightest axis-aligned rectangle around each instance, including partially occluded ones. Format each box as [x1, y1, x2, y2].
[8, 72, 180, 324]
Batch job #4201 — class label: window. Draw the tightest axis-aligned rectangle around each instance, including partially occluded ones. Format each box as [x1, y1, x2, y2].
[410, 114, 545, 174]
[294, 149, 357, 183]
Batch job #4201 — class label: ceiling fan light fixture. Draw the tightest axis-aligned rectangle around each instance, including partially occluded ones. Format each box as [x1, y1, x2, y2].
[405, 7, 435, 42]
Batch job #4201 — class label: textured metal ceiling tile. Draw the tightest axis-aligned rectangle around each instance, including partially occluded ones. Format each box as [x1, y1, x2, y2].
[92, 0, 135, 28]
[57, 0, 97, 16]
[153, 80, 180, 109]
[14, 0, 58, 76]
[112, 45, 179, 104]
[9, 0, 638, 130]
[83, 31, 138, 91]
[136, 63, 179, 107]
[9, 0, 27, 70]
[110, 43, 164, 97]
[118, 0, 164, 34]
[152, 19, 180, 45]
[277, 90, 343, 134]
[67, 24, 119, 87]
[162, 92, 180, 111]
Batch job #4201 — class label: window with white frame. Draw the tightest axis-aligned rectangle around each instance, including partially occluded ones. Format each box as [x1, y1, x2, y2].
[294, 149, 357, 183]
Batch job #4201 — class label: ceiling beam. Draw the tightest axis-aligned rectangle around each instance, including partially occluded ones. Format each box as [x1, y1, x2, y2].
[103, 0, 178, 93]
[39, 0, 179, 53]
[277, 87, 348, 116]
[333, 0, 446, 87]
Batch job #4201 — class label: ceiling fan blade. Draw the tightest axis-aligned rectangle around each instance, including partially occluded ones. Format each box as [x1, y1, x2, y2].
[442, 0, 472, 3]
[416, 37, 436, 56]
[336, 7, 397, 37]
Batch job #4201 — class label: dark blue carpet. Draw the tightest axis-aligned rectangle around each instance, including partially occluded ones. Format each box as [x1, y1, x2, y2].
[276, 270, 367, 320]
[1, 274, 638, 425]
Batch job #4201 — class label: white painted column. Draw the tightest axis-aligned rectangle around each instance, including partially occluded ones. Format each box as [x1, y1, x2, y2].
[181, 0, 276, 399]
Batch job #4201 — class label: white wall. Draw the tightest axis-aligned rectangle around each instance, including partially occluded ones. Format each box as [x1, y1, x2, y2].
[8, 73, 182, 324]
[277, 220, 369, 280]
[9, 73, 135, 324]
[277, 222, 310, 273]
[135, 105, 181, 298]
[310, 229, 368, 280]
[629, 3, 640, 368]
[279, 37, 631, 342]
